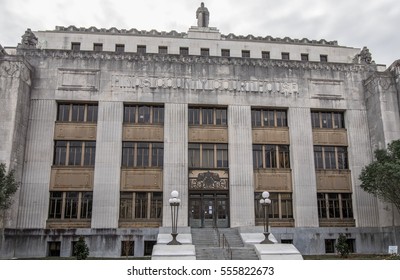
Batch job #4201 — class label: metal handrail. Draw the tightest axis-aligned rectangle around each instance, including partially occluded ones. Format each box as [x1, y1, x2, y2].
[221, 234, 233, 260]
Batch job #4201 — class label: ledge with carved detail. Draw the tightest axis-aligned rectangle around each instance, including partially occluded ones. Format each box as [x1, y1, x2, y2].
[18, 49, 369, 73]
[255, 218, 295, 227]
[119, 219, 162, 228]
[46, 219, 91, 229]
[318, 218, 355, 227]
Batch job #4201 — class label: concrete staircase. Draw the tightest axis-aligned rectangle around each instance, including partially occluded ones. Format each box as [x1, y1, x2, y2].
[191, 228, 259, 260]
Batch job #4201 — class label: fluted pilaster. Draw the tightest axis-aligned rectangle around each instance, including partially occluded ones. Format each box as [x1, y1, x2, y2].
[91, 101, 123, 228]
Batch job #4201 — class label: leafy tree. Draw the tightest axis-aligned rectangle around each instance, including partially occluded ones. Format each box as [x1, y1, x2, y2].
[74, 236, 90, 260]
[335, 233, 350, 258]
[0, 163, 19, 229]
[359, 140, 400, 213]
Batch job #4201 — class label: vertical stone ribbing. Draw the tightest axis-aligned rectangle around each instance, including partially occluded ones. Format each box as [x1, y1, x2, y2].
[228, 105, 255, 227]
[162, 103, 188, 227]
[346, 109, 379, 227]
[91, 101, 123, 228]
[288, 107, 319, 227]
[17, 99, 56, 228]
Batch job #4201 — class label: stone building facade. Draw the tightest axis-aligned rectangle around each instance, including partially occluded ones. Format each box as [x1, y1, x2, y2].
[1, 3, 400, 258]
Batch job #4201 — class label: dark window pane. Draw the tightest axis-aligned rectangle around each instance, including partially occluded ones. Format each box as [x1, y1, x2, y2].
[71, 43, 80, 51]
[242, 50, 250, 58]
[221, 49, 230, 57]
[57, 104, 70, 122]
[328, 193, 340, 218]
[188, 144, 200, 168]
[189, 108, 200, 125]
[48, 192, 62, 219]
[137, 45, 146, 54]
[334, 112, 345, 128]
[215, 108, 227, 125]
[116, 44, 125, 53]
[71, 104, 85, 122]
[314, 146, 323, 169]
[93, 43, 103, 51]
[83, 142, 96, 166]
[152, 106, 164, 124]
[276, 110, 287, 127]
[86, 104, 98, 122]
[64, 192, 78, 219]
[136, 143, 149, 167]
[201, 48, 209, 56]
[337, 147, 348, 169]
[311, 112, 320, 128]
[341, 194, 353, 218]
[69, 141, 82, 166]
[278, 145, 290, 168]
[150, 192, 162, 218]
[253, 145, 263, 168]
[262, 51, 270, 59]
[265, 145, 277, 168]
[324, 146, 336, 169]
[282, 52, 290, 60]
[120, 192, 133, 219]
[135, 193, 147, 219]
[251, 110, 262, 127]
[321, 112, 333, 128]
[158, 46, 168, 54]
[124, 105, 136, 123]
[202, 144, 215, 168]
[54, 141, 67, 165]
[202, 108, 214, 125]
[122, 142, 134, 167]
[138, 106, 150, 123]
[216, 144, 228, 168]
[151, 143, 164, 167]
[317, 193, 327, 218]
[301, 54, 309, 61]
[80, 192, 93, 219]
[180, 47, 189, 55]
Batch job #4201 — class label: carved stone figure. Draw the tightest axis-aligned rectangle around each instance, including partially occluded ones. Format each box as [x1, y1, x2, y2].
[196, 2, 209, 27]
[18, 29, 38, 49]
[0, 44, 7, 56]
[353, 46, 374, 64]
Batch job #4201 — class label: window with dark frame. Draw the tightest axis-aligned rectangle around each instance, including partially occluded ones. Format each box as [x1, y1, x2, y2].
[242, 50, 250, 58]
[144, 241, 157, 256]
[301, 53, 309, 61]
[48, 191, 93, 220]
[325, 239, 336, 253]
[320, 55, 328, 62]
[57, 103, 98, 123]
[48, 241, 61, 257]
[121, 142, 163, 168]
[281, 52, 290, 60]
[71, 42, 81, 51]
[93, 43, 103, 51]
[317, 193, 354, 219]
[254, 192, 293, 220]
[311, 111, 345, 129]
[123, 105, 164, 124]
[119, 192, 162, 220]
[54, 141, 96, 166]
[121, 241, 135, 257]
[313, 146, 348, 170]
[158, 46, 168, 54]
[188, 143, 228, 168]
[115, 44, 125, 53]
[262, 51, 270, 59]
[188, 107, 227, 126]
[252, 145, 290, 169]
[137, 45, 146, 54]
[251, 108, 288, 127]
[201, 48, 210, 56]
[221, 49, 230, 57]
[180, 47, 189, 55]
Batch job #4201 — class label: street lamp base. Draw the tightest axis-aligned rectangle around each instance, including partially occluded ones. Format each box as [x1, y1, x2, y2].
[261, 232, 274, 244]
[167, 233, 182, 245]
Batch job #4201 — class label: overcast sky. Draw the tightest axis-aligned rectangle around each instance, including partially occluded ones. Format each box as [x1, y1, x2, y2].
[1, 0, 398, 66]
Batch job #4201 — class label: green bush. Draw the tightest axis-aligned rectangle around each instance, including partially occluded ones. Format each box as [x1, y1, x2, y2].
[74, 236, 89, 260]
[335, 233, 350, 258]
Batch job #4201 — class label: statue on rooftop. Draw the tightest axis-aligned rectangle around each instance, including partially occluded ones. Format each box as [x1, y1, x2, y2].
[196, 2, 209, 27]
[18, 29, 38, 49]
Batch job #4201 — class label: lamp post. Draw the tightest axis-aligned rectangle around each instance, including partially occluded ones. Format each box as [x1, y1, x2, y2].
[259, 191, 273, 244]
[168, 190, 181, 245]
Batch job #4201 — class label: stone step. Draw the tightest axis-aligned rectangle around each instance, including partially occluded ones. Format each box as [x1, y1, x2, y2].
[231, 247, 259, 260]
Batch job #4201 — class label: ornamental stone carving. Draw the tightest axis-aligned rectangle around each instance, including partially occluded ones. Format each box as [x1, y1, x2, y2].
[189, 171, 228, 190]
[18, 29, 38, 49]
[353, 46, 374, 65]
[196, 2, 210, 27]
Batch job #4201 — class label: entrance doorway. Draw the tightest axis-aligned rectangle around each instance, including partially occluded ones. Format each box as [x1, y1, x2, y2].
[189, 192, 229, 228]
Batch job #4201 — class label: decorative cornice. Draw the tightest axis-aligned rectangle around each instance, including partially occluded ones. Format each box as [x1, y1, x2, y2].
[20, 49, 367, 72]
[53, 25, 339, 47]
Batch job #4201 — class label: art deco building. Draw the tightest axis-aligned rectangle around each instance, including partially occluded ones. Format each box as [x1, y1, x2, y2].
[1, 3, 399, 258]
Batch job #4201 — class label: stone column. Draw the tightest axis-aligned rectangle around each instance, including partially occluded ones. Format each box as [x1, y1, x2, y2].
[91, 101, 123, 228]
[162, 103, 188, 227]
[288, 107, 319, 227]
[17, 99, 56, 228]
[228, 105, 255, 227]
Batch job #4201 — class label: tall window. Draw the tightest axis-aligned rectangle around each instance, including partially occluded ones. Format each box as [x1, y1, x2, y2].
[253, 145, 290, 169]
[54, 141, 96, 166]
[251, 108, 287, 127]
[119, 192, 162, 220]
[48, 191, 93, 220]
[188, 144, 228, 168]
[254, 192, 293, 219]
[57, 103, 98, 122]
[311, 111, 345, 129]
[124, 105, 164, 124]
[122, 142, 163, 168]
[188, 107, 227, 125]
[314, 146, 348, 170]
[317, 193, 353, 219]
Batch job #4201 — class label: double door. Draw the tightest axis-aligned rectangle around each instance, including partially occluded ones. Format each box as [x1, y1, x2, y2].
[189, 192, 229, 228]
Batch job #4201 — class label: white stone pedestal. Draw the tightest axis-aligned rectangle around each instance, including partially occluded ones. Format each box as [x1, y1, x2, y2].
[254, 244, 303, 260]
[151, 245, 196, 260]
